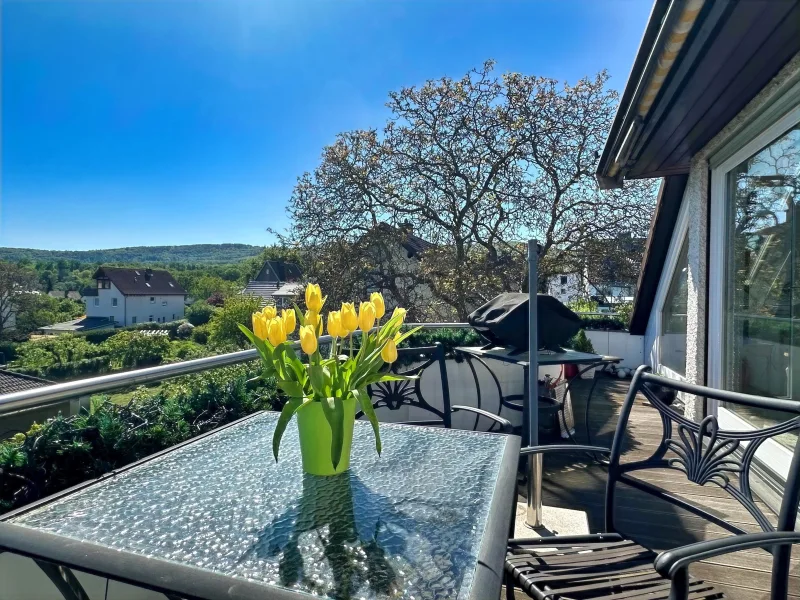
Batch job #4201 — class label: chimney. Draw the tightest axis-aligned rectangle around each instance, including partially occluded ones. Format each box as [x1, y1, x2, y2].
[400, 220, 413, 235]
[145, 268, 153, 281]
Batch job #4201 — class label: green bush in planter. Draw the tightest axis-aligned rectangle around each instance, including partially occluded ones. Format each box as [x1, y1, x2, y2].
[567, 329, 595, 354]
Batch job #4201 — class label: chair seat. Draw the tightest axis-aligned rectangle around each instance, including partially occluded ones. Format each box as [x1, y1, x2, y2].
[506, 534, 724, 600]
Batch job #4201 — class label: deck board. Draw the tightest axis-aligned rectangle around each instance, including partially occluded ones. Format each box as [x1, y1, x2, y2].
[529, 376, 798, 600]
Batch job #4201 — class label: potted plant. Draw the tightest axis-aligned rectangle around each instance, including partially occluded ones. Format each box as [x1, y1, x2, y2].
[239, 285, 419, 476]
[568, 329, 599, 379]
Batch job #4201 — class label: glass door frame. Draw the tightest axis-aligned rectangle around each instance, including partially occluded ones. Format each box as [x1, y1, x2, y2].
[708, 101, 800, 483]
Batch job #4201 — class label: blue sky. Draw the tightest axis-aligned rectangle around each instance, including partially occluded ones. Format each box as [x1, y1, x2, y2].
[1, 0, 652, 251]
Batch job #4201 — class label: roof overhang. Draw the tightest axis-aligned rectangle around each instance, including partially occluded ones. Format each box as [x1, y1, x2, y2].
[597, 0, 800, 188]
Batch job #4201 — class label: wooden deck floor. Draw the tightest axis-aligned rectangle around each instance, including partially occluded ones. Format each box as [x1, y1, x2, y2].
[526, 376, 799, 600]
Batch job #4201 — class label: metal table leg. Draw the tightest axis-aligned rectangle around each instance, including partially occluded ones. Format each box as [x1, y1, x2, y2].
[526, 452, 543, 528]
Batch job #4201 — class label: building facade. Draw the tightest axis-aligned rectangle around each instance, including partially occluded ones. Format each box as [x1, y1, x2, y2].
[85, 267, 186, 326]
[597, 0, 800, 503]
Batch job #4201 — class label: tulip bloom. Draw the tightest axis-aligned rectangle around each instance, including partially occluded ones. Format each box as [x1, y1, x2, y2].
[305, 283, 324, 313]
[252, 313, 268, 341]
[262, 305, 277, 320]
[299, 325, 317, 355]
[327, 310, 343, 338]
[392, 307, 407, 323]
[358, 301, 376, 331]
[305, 310, 322, 335]
[370, 292, 386, 319]
[281, 309, 296, 335]
[341, 303, 358, 332]
[267, 317, 287, 347]
[381, 338, 398, 363]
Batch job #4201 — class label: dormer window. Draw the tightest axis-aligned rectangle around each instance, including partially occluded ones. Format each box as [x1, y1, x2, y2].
[97, 279, 111, 289]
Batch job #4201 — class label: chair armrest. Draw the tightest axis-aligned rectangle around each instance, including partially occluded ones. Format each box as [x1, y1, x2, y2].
[520, 444, 611, 456]
[450, 405, 513, 433]
[654, 532, 800, 578]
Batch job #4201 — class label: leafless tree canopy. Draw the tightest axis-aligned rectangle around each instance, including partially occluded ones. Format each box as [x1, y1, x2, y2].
[278, 61, 658, 320]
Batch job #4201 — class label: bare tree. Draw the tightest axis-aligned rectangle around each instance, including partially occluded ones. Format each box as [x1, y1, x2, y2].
[278, 61, 658, 319]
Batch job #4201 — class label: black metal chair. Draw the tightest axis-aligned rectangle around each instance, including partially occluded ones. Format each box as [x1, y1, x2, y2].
[357, 343, 513, 433]
[505, 365, 800, 600]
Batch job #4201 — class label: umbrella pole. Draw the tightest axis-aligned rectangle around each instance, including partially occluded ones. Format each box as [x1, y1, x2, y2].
[526, 239, 542, 528]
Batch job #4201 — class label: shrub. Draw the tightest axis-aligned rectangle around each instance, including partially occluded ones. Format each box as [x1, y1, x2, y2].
[0, 364, 277, 513]
[567, 329, 595, 353]
[11, 335, 102, 372]
[191, 324, 210, 345]
[206, 292, 225, 307]
[166, 340, 207, 362]
[208, 295, 261, 349]
[186, 300, 215, 326]
[0, 341, 18, 364]
[101, 331, 171, 369]
[176, 322, 195, 339]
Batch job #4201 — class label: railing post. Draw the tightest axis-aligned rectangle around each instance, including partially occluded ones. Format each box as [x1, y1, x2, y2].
[526, 239, 542, 528]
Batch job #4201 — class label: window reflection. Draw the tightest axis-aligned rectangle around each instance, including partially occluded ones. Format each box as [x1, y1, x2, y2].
[726, 124, 800, 445]
[661, 236, 689, 375]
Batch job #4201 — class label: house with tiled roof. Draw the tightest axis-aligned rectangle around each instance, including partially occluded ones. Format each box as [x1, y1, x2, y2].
[85, 267, 187, 327]
[241, 261, 303, 308]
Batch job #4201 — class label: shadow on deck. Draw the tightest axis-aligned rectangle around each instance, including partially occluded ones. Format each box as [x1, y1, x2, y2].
[528, 375, 800, 600]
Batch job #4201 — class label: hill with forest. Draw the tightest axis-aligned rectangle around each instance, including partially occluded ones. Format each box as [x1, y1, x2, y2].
[0, 244, 264, 265]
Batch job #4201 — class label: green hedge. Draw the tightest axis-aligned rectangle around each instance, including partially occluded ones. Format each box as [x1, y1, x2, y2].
[0, 364, 277, 514]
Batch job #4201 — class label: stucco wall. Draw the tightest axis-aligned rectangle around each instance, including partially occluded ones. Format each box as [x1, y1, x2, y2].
[85, 283, 126, 324]
[124, 294, 185, 325]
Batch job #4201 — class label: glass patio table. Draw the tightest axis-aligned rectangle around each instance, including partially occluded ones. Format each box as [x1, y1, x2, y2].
[0, 411, 520, 600]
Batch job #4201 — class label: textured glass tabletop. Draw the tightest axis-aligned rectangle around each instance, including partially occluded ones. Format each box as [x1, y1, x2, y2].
[8, 412, 515, 600]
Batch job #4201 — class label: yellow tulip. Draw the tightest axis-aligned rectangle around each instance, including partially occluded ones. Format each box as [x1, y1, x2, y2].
[370, 292, 386, 319]
[299, 325, 317, 355]
[252, 313, 267, 341]
[305, 283, 324, 313]
[262, 305, 277, 320]
[358, 301, 376, 331]
[267, 317, 286, 347]
[281, 309, 296, 335]
[392, 307, 407, 323]
[305, 310, 322, 335]
[327, 310, 343, 337]
[381, 338, 398, 363]
[341, 302, 358, 332]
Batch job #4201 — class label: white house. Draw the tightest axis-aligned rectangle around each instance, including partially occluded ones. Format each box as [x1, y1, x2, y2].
[85, 267, 186, 326]
[597, 0, 800, 505]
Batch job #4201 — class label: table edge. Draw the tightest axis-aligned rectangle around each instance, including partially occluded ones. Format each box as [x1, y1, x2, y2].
[469, 432, 521, 600]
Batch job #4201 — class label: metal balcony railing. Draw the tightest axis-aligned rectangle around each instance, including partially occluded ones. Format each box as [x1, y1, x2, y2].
[0, 323, 471, 416]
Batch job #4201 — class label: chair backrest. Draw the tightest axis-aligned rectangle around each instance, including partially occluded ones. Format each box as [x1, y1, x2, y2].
[606, 367, 800, 597]
[362, 343, 453, 428]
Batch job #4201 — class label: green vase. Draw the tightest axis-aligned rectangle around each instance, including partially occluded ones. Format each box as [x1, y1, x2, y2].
[296, 396, 357, 475]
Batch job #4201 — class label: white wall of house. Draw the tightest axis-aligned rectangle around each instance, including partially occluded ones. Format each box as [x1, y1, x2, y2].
[124, 295, 185, 325]
[545, 273, 582, 303]
[85, 282, 126, 324]
[85, 284, 185, 326]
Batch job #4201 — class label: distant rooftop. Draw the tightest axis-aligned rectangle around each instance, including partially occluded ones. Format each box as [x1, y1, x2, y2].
[93, 267, 186, 296]
[38, 317, 114, 334]
[0, 370, 50, 395]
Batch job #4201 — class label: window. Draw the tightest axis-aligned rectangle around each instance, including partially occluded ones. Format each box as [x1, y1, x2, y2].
[94, 297, 99, 307]
[560, 275, 568, 285]
[162, 300, 167, 306]
[149, 315, 154, 322]
[150, 297, 155, 304]
[97, 279, 110, 289]
[172, 314, 176, 320]
[724, 122, 800, 434]
[112, 298, 118, 307]
[660, 235, 689, 375]
[560, 287, 566, 295]
[131, 316, 137, 324]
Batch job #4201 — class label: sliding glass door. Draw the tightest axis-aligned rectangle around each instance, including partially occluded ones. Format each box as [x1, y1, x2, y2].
[724, 122, 800, 450]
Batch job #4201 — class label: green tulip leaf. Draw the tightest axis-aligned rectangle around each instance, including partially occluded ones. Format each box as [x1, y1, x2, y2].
[353, 388, 381, 455]
[238, 324, 272, 363]
[319, 396, 344, 470]
[272, 396, 306, 462]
